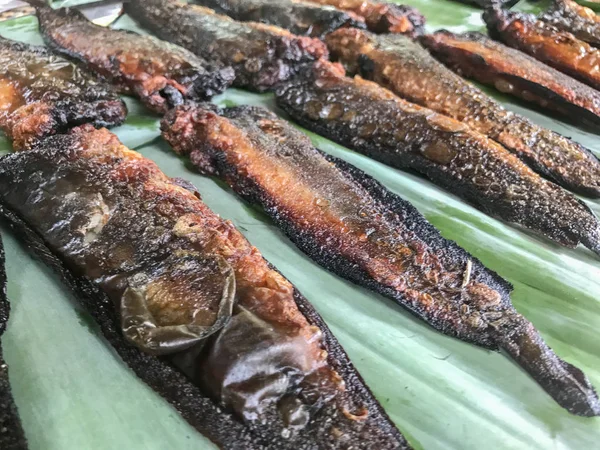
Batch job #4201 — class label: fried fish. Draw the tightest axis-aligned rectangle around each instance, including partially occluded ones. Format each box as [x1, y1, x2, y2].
[0, 124, 407, 449]
[484, 7, 600, 91]
[161, 102, 600, 416]
[324, 28, 600, 197]
[0, 36, 126, 150]
[124, 0, 328, 92]
[541, 0, 600, 47]
[275, 60, 600, 256]
[34, 3, 234, 114]
[190, 0, 366, 38]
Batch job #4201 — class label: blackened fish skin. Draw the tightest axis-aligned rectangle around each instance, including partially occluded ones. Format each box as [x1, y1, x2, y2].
[325, 28, 600, 197]
[422, 30, 600, 128]
[191, 0, 366, 39]
[450, 0, 518, 7]
[0, 36, 126, 150]
[0, 125, 408, 449]
[161, 102, 600, 416]
[541, 0, 600, 47]
[275, 61, 600, 257]
[0, 237, 28, 450]
[307, 0, 425, 36]
[34, 4, 234, 114]
[484, 7, 600, 91]
[124, 0, 328, 92]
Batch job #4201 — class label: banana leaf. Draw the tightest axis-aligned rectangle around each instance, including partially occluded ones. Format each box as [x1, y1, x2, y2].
[0, 1, 599, 449]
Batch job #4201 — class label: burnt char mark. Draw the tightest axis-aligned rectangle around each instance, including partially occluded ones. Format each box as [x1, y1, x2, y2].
[124, 0, 328, 92]
[35, 4, 234, 114]
[483, 7, 600, 91]
[326, 28, 600, 198]
[274, 61, 600, 257]
[541, 0, 600, 47]
[191, 0, 367, 39]
[421, 30, 600, 127]
[0, 237, 28, 450]
[0, 36, 126, 150]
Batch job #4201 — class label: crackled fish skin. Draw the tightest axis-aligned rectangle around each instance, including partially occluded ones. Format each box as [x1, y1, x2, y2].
[0, 125, 407, 449]
[124, 0, 328, 92]
[162, 102, 600, 416]
[0, 238, 28, 450]
[422, 30, 600, 127]
[276, 61, 600, 257]
[324, 28, 600, 197]
[541, 0, 600, 46]
[0, 36, 126, 150]
[34, 5, 234, 114]
[191, 0, 366, 39]
[484, 7, 600, 91]
[308, 0, 424, 36]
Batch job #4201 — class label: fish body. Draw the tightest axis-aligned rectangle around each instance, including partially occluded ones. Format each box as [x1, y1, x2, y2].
[275, 60, 600, 257]
[190, 0, 366, 38]
[324, 28, 600, 197]
[541, 0, 600, 46]
[422, 30, 600, 127]
[0, 36, 126, 150]
[298, 0, 425, 36]
[484, 7, 600, 91]
[35, 4, 234, 114]
[124, 0, 328, 92]
[0, 125, 407, 448]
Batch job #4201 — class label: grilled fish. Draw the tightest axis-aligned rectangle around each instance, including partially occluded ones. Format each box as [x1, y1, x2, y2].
[190, 0, 366, 39]
[450, 0, 518, 7]
[162, 102, 600, 416]
[275, 60, 600, 256]
[422, 30, 600, 128]
[541, 0, 600, 46]
[33, 4, 234, 114]
[0, 237, 28, 450]
[123, 0, 328, 92]
[325, 28, 600, 197]
[0, 124, 407, 449]
[484, 7, 600, 91]
[307, 0, 425, 36]
[0, 36, 126, 150]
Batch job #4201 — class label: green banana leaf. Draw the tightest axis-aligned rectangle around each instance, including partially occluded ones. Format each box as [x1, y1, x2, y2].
[1, 1, 599, 449]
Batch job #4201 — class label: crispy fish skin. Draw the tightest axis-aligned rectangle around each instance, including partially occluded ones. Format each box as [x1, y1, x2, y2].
[124, 0, 328, 92]
[325, 28, 600, 197]
[484, 7, 600, 91]
[0, 125, 407, 449]
[190, 0, 366, 39]
[301, 0, 425, 36]
[0, 37, 126, 150]
[422, 30, 600, 127]
[34, 5, 234, 114]
[0, 238, 28, 450]
[162, 102, 600, 416]
[541, 0, 600, 46]
[275, 61, 600, 257]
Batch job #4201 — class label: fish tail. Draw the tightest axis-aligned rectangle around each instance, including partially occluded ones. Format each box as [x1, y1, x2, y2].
[499, 314, 600, 416]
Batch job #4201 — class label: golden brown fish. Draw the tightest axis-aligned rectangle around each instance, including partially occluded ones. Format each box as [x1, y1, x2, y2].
[541, 0, 600, 46]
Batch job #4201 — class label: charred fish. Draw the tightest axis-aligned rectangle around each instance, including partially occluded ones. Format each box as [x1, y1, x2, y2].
[161, 102, 600, 416]
[0, 125, 407, 449]
[541, 0, 600, 47]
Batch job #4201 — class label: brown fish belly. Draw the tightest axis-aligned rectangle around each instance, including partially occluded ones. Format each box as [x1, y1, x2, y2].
[484, 7, 600, 91]
[275, 60, 600, 257]
[160, 102, 600, 416]
[541, 0, 600, 46]
[124, 0, 328, 92]
[422, 30, 600, 126]
[324, 28, 600, 197]
[0, 125, 407, 448]
[300, 0, 425, 35]
[190, 0, 366, 38]
[0, 36, 126, 150]
[34, 5, 234, 114]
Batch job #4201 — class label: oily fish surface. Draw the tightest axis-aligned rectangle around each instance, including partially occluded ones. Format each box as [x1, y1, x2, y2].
[0, 2, 599, 449]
